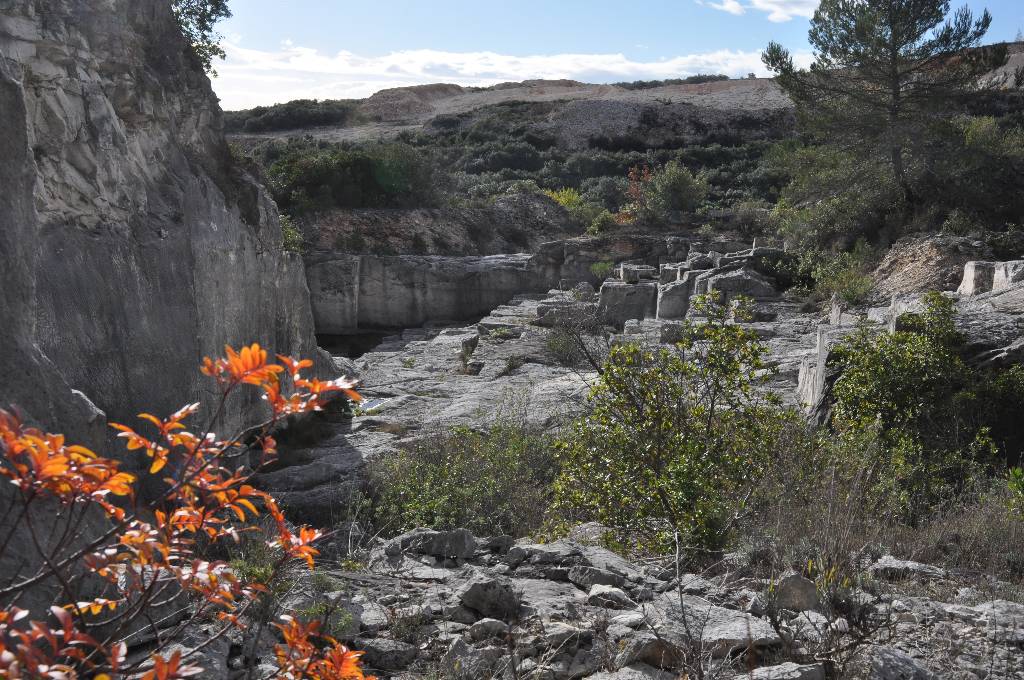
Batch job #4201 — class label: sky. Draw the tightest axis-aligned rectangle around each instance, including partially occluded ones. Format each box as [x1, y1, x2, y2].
[212, 0, 1024, 110]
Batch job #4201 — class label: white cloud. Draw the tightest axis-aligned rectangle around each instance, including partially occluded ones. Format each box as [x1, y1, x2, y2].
[699, 0, 818, 22]
[708, 0, 745, 16]
[213, 42, 797, 109]
[749, 0, 818, 22]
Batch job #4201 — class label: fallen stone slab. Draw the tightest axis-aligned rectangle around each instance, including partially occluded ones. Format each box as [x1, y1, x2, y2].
[750, 662, 826, 680]
[868, 556, 946, 581]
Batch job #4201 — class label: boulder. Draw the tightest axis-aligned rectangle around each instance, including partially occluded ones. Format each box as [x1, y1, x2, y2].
[868, 556, 946, 581]
[652, 593, 781, 658]
[656, 279, 693, 320]
[993, 261, 1024, 291]
[468, 617, 509, 642]
[615, 632, 684, 670]
[620, 264, 658, 283]
[541, 621, 591, 649]
[706, 267, 778, 299]
[587, 584, 637, 610]
[867, 646, 934, 680]
[750, 662, 826, 680]
[569, 565, 626, 590]
[589, 664, 681, 679]
[773, 573, 819, 612]
[456, 576, 520, 620]
[383, 528, 477, 560]
[354, 637, 418, 671]
[440, 638, 505, 678]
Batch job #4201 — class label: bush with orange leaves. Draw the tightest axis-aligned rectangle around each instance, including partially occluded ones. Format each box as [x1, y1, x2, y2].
[0, 344, 373, 679]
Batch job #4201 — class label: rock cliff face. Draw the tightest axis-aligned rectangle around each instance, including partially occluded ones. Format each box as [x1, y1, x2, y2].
[304, 234, 704, 333]
[0, 0, 326, 442]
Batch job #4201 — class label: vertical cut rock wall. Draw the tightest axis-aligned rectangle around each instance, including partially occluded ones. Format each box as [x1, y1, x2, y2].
[0, 0, 327, 443]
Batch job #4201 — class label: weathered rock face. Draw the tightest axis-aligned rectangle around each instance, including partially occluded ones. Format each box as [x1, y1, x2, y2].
[305, 253, 551, 332]
[304, 234, 699, 333]
[872, 235, 994, 299]
[0, 0, 327, 438]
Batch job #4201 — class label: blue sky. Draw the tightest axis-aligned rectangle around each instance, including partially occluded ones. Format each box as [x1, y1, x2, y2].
[213, 0, 1024, 109]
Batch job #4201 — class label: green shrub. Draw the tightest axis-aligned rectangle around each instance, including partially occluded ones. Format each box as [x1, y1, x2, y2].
[612, 74, 730, 90]
[623, 161, 709, 224]
[266, 141, 435, 213]
[589, 260, 615, 279]
[224, 98, 362, 133]
[368, 413, 557, 537]
[552, 295, 793, 552]
[829, 292, 1024, 522]
[805, 241, 876, 305]
[544, 187, 602, 228]
[587, 209, 617, 236]
[941, 208, 983, 236]
[646, 160, 708, 217]
[280, 214, 304, 253]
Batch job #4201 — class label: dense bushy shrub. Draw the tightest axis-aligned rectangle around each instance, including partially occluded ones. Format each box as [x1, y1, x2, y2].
[280, 213, 304, 253]
[587, 209, 617, 236]
[224, 98, 362, 133]
[552, 296, 795, 552]
[804, 240, 876, 305]
[621, 161, 708, 224]
[369, 415, 557, 537]
[266, 142, 435, 213]
[580, 175, 629, 211]
[543, 187, 602, 229]
[769, 114, 1024, 250]
[829, 293, 1024, 522]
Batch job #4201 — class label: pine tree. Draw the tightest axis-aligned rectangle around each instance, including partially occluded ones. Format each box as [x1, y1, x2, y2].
[763, 0, 1007, 204]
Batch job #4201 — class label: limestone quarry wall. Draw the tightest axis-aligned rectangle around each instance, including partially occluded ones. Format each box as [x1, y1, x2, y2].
[303, 234, 701, 333]
[306, 254, 551, 332]
[0, 0, 326, 441]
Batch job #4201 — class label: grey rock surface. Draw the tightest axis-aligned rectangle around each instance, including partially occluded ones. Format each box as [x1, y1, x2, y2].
[0, 0, 329, 442]
[773, 573, 820, 612]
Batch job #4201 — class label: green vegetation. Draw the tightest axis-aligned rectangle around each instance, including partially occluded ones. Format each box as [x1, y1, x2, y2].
[231, 95, 790, 220]
[589, 260, 615, 279]
[543, 187, 602, 229]
[611, 74, 730, 90]
[803, 241, 877, 305]
[764, 0, 1021, 249]
[368, 414, 557, 537]
[224, 99, 363, 133]
[587, 209, 617, 236]
[262, 139, 436, 214]
[280, 214, 304, 253]
[764, 0, 1005, 204]
[622, 160, 709, 224]
[172, 0, 231, 73]
[829, 293, 1024, 522]
[552, 295, 793, 552]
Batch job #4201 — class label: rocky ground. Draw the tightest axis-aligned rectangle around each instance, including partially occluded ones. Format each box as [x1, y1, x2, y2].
[264, 233, 1024, 532]
[256, 527, 1024, 679]
[242, 237, 1024, 678]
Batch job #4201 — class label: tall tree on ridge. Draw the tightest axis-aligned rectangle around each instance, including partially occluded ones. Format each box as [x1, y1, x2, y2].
[763, 0, 1007, 205]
